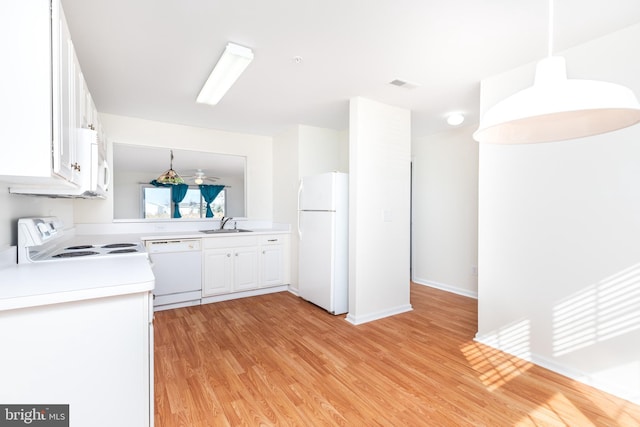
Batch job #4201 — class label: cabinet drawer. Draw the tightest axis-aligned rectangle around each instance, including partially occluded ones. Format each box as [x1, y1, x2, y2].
[259, 234, 288, 245]
[260, 234, 283, 245]
[203, 235, 258, 249]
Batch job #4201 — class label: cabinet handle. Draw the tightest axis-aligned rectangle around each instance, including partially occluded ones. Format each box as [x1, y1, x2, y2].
[267, 239, 277, 242]
[226, 253, 231, 257]
[262, 250, 265, 254]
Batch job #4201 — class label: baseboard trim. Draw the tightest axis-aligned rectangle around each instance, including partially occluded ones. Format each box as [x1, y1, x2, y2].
[474, 334, 640, 405]
[201, 285, 289, 305]
[413, 278, 478, 299]
[345, 304, 413, 325]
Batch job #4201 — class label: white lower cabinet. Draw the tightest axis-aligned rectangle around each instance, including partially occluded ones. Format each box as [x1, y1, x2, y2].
[202, 236, 259, 297]
[202, 234, 289, 298]
[260, 235, 286, 287]
[203, 248, 234, 296]
[232, 245, 260, 291]
[0, 291, 153, 427]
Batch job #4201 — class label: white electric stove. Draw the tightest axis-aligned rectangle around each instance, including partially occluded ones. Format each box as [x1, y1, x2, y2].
[17, 217, 147, 264]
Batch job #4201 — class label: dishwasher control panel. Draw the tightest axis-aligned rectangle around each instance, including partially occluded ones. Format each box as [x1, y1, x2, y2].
[146, 239, 201, 253]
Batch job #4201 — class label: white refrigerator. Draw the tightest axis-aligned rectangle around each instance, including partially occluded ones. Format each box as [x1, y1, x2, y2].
[298, 172, 348, 315]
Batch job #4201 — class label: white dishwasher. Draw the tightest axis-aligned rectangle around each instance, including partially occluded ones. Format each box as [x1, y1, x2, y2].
[146, 239, 202, 311]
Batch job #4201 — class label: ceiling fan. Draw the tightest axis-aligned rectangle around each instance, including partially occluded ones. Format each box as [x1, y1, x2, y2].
[182, 169, 220, 185]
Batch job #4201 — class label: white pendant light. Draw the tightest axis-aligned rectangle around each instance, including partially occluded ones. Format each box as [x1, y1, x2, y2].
[473, 0, 640, 144]
[196, 42, 254, 106]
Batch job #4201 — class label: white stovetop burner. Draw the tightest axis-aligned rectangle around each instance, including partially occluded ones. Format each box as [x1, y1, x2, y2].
[17, 217, 146, 264]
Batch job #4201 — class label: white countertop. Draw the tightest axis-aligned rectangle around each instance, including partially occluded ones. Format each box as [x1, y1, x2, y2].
[73, 221, 291, 242]
[0, 255, 154, 312]
[0, 220, 290, 312]
[139, 228, 290, 241]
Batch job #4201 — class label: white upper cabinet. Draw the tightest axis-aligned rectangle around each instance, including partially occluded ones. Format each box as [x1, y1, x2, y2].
[53, 5, 80, 184]
[0, 0, 96, 188]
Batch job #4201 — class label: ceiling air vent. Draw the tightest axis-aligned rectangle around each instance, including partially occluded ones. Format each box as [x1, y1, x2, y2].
[389, 79, 420, 90]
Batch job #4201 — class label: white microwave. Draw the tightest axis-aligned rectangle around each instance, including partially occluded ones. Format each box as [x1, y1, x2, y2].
[9, 128, 110, 198]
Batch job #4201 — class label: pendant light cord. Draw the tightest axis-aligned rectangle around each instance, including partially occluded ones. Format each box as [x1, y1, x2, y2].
[547, 0, 554, 57]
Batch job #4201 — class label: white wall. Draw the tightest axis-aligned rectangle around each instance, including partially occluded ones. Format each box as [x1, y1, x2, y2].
[74, 114, 273, 223]
[347, 97, 412, 324]
[412, 125, 479, 297]
[113, 171, 147, 219]
[299, 126, 349, 177]
[477, 23, 640, 404]
[273, 126, 300, 289]
[0, 184, 75, 248]
[272, 125, 348, 291]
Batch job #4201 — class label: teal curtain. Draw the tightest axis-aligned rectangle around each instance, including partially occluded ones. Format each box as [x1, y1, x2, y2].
[170, 184, 189, 218]
[199, 185, 224, 218]
[149, 179, 171, 187]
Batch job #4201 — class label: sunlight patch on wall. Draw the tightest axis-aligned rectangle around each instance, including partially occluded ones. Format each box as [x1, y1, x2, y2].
[463, 319, 532, 391]
[553, 263, 640, 356]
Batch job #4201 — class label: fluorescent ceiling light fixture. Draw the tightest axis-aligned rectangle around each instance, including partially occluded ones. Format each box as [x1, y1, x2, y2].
[196, 42, 254, 106]
[473, 0, 640, 144]
[447, 113, 465, 126]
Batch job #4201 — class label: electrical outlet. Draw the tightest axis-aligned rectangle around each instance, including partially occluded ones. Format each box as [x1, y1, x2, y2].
[472, 265, 478, 276]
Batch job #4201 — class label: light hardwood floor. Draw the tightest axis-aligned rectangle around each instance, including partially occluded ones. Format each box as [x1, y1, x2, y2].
[154, 284, 640, 426]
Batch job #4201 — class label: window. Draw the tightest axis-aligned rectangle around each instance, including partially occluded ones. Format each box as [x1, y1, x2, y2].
[142, 186, 226, 219]
[143, 186, 171, 219]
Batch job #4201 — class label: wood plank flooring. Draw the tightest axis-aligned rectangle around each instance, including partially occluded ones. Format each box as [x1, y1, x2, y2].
[154, 284, 640, 426]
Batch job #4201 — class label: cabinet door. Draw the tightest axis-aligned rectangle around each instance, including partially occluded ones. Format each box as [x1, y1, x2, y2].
[233, 246, 259, 291]
[85, 88, 99, 132]
[0, 292, 152, 426]
[203, 249, 233, 296]
[53, 6, 76, 182]
[261, 243, 283, 287]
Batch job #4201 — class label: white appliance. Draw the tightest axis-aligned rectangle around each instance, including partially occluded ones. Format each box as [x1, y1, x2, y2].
[298, 172, 348, 315]
[146, 239, 202, 311]
[9, 217, 154, 426]
[10, 128, 110, 198]
[17, 217, 145, 264]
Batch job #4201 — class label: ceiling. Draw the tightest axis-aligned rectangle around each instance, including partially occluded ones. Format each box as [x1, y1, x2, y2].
[61, 0, 640, 139]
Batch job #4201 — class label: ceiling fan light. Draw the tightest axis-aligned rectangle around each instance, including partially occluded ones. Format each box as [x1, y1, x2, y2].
[474, 56, 640, 144]
[196, 42, 254, 106]
[194, 177, 204, 185]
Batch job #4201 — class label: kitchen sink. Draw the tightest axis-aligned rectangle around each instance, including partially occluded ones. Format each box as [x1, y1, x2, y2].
[199, 229, 253, 234]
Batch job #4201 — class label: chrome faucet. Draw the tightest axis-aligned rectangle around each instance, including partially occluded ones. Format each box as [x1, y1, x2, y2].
[219, 216, 233, 230]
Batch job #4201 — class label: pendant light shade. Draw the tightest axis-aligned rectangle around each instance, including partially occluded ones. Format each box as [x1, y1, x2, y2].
[474, 0, 640, 144]
[154, 150, 185, 185]
[473, 57, 640, 144]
